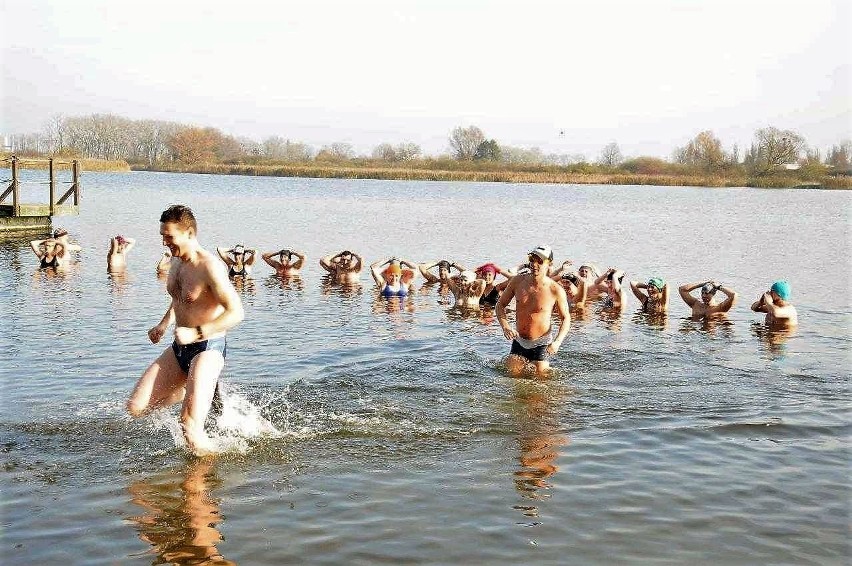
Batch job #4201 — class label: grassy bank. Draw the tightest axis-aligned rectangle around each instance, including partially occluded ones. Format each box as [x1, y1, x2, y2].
[133, 162, 852, 189]
[1, 154, 130, 172]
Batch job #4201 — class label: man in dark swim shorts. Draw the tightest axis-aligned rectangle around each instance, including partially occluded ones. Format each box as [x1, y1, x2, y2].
[497, 245, 571, 376]
[127, 205, 244, 456]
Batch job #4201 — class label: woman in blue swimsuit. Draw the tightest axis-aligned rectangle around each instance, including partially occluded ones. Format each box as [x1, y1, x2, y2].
[371, 257, 417, 297]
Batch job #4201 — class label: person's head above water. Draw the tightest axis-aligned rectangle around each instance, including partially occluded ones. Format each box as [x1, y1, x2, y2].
[159, 204, 197, 234]
[460, 270, 476, 284]
[233, 244, 245, 255]
[770, 280, 791, 301]
[53, 227, 68, 238]
[383, 262, 403, 282]
[647, 277, 665, 295]
[476, 263, 498, 282]
[528, 245, 554, 264]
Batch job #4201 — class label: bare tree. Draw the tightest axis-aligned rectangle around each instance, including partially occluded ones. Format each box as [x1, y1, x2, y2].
[598, 142, 623, 167]
[749, 127, 805, 175]
[673, 130, 726, 170]
[449, 126, 485, 161]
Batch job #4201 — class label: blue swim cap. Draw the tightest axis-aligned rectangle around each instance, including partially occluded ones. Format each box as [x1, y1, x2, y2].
[770, 280, 791, 300]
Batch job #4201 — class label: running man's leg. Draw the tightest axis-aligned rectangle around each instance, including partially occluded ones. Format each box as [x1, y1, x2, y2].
[127, 346, 187, 417]
[181, 350, 225, 456]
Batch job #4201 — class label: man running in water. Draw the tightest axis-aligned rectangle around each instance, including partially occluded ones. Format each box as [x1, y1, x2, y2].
[127, 205, 244, 456]
[497, 245, 571, 376]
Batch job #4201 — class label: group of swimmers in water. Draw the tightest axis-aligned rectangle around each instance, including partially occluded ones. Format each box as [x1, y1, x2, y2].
[27, 205, 798, 456]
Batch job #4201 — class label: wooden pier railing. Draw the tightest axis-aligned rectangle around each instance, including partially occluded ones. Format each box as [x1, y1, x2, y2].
[0, 155, 81, 232]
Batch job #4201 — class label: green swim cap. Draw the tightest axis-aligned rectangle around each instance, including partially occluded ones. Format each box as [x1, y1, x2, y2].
[770, 280, 791, 300]
[648, 277, 665, 290]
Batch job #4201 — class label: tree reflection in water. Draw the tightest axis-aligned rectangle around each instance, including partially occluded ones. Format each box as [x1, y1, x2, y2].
[510, 381, 569, 519]
[127, 458, 234, 565]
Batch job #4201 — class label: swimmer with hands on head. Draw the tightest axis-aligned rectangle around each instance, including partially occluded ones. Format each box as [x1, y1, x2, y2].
[751, 280, 797, 329]
[262, 248, 305, 277]
[320, 250, 363, 284]
[679, 280, 737, 320]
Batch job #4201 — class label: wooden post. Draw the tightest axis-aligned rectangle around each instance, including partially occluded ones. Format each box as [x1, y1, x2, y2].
[49, 158, 56, 215]
[72, 160, 80, 205]
[11, 156, 19, 215]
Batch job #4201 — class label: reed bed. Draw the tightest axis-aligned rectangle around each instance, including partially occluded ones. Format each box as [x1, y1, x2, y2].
[0, 155, 130, 172]
[137, 162, 851, 189]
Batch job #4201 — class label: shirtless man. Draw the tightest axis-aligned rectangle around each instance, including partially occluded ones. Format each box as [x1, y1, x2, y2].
[127, 205, 244, 456]
[107, 235, 136, 273]
[751, 280, 798, 329]
[262, 248, 305, 277]
[447, 270, 486, 309]
[320, 250, 362, 284]
[496, 245, 571, 376]
[679, 280, 737, 320]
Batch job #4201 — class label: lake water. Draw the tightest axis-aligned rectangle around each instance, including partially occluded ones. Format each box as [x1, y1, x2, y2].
[1, 171, 850, 565]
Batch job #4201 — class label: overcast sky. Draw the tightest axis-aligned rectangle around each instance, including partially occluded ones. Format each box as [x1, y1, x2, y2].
[2, 0, 849, 158]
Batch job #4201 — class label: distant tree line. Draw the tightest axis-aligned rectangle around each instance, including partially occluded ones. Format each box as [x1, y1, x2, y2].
[5, 113, 850, 178]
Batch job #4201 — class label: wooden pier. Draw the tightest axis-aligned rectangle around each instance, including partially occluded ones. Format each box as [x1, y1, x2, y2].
[0, 156, 81, 232]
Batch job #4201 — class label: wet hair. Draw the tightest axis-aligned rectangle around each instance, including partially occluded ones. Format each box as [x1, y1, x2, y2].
[159, 204, 197, 232]
[562, 273, 580, 285]
[437, 260, 451, 270]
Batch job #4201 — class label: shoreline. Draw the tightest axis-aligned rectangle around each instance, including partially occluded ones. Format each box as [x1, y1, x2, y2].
[5, 156, 848, 189]
[132, 163, 851, 190]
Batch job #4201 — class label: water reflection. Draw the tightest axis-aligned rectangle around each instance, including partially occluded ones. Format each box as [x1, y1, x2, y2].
[320, 275, 363, 298]
[630, 310, 668, 330]
[678, 315, 735, 337]
[750, 321, 793, 358]
[509, 381, 569, 520]
[127, 458, 234, 565]
[107, 270, 132, 295]
[263, 274, 304, 293]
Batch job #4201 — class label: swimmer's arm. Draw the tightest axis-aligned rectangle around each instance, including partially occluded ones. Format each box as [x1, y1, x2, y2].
[244, 249, 257, 265]
[678, 282, 703, 307]
[472, 279, 486, 298]
[576, 279, 588, 307]
[370, 258, 387, 287]
[156, 252, 172, 273]
[751, 293, 769, 312]
[262, 252, 283, 269]
[630, 281, 648, 303]
[661, 283, 670, 310]
[30, 239, 46, 256]
[494, 264, 513, 279]
[551, 284, 571, 350]
[495, 278, 511, 292]
[400, 258, 418, 272]
[216, 247, 233, 265]
[197, 262, 245, 338]
[109, 237, 119, 254]
[349, 252, 363, 272]
[450, 262, 466, 273]
[751, 293, 789, 318]
[496, 277, 519, 339]
[123, 238, 136, 253]
[291, 250, 305, 269]
[549, 260, 570, 278]
[716, 284, 737, 312]
[418, 262, 440, 283]
[319, 253, 335, 272]
[611, 270, 625, 294]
